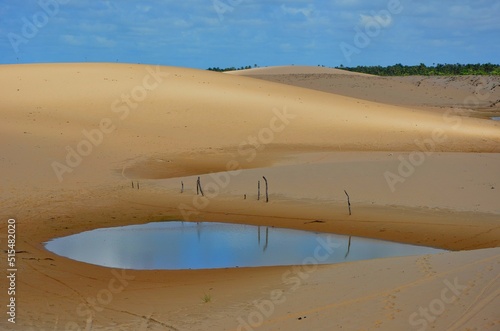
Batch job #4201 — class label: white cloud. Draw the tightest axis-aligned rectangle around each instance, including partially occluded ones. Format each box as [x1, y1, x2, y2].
[61, 34, 84, 46]
[129, 26, 158, 35]
[334, 0, 360, 7]
[429, 39, 464, 48]
[281, 4, 315, 19]
[172, 19, 192, 29]
[61, 33, 116, 49]
[95, 36, 116, 47]
[136, 5, 152, 13]
[359, 14, 392, 28]
[78, 22, 116, 33]
[102, 1, 119, 11]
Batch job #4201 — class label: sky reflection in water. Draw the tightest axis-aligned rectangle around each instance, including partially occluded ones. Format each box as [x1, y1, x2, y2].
[45, 221, 445, 270]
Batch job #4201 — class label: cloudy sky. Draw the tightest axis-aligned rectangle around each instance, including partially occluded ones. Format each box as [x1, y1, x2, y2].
[1, 0, 498, 69]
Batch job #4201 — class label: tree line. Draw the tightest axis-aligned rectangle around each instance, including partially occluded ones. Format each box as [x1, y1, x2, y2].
[207, 63, 500, 75]
[207, 64, 258, 72]
[336, 63, 500, 76]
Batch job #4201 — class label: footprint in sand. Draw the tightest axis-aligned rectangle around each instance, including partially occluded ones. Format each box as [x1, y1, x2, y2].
[416, 255, 436, 277]
[382, 293, 400, 321]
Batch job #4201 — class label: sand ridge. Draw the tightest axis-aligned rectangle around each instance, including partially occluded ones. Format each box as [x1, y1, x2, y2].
[233, 65, 500, 119]
[1, 63, 499, 185]
[225, 65, 374, 76]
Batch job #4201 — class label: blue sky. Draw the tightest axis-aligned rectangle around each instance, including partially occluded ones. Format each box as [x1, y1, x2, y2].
[1, 0, 498, 69]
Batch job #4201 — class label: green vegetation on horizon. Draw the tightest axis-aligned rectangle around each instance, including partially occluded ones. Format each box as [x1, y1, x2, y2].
[207, 64, 258, 72]
[337, 63, 500, 76]
[207, 63, 500, 76]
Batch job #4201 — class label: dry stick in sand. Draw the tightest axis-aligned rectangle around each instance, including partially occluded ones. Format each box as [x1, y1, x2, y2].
[344, 190, 351, 216]
[132, 181, 134, 189]
[181, 181, 184, 193]
[197, 177, 204, 197]
[258, 181, 261, 200]
[137, 181, 140, 190]
[262, 176, 269, 203]
[196, 178, 199, 195]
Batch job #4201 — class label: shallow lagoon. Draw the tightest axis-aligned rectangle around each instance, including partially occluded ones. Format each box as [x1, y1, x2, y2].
[45, 221, 445, 270]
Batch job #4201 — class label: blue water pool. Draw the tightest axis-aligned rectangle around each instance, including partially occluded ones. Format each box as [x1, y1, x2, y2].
[45, 221, 445, 270]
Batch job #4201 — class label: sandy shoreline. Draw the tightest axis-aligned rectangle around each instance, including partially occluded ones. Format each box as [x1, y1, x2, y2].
[0, 63, 499, 330]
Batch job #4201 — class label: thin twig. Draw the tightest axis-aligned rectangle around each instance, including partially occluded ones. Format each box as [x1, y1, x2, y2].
[257, 180, 260, 201]
[262, 176, 269, 203]
[344, 190, 351, 216]
[197, 177, 204, 196]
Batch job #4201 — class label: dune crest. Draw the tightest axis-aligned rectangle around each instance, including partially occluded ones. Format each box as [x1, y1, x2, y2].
[225, 65, 373, 76]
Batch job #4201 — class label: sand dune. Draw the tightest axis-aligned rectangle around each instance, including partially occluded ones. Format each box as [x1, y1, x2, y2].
[0, 63, 498, 330]
[225, 65, 373, 76]
[1, 63, 499, 185]
[233, 66, 500, 119]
